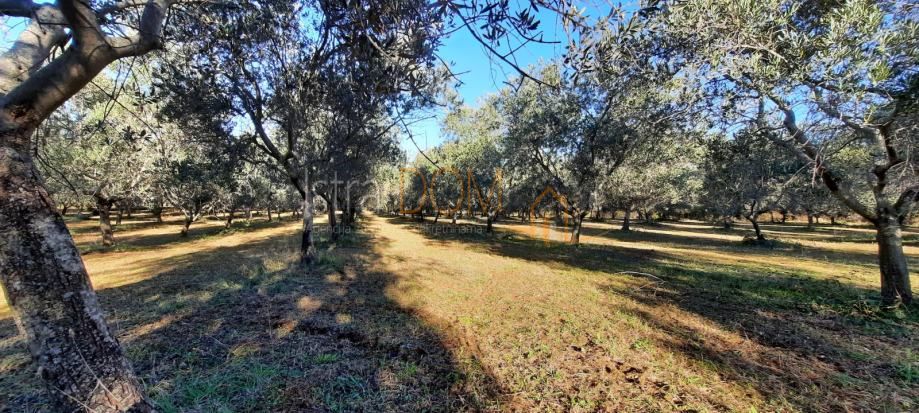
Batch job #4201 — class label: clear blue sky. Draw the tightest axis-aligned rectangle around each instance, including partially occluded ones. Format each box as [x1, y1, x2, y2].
[404, 9, 568, 159]
[0, 2, 569, 160]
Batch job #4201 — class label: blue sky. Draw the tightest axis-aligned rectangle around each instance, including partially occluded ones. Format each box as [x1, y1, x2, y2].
[0, 2, 569, 159]
[404, 8, 568, 159]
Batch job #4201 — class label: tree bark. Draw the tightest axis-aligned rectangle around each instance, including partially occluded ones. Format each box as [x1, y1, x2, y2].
[876, 217, 913, 306]
[747, 214, 765, 240]
[96, 197, 115, 247]
[570, 212, 586, 245]
[300, 173, 317, 265]
[0, 129, 151, 412]
[150, 200, 163, 223]
[267, 205, 272, 222]
[0, 1, 172, 409]
[341, 201, 354, 227]
[225, 207, 235, 229]
[180, 217, 192, 237]
[327, 194, 338, 242]
[621, 205, 631, 231]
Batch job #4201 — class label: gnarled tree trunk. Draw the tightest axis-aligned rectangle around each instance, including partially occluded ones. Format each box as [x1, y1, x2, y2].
[570, 211, 586, 245]
[621, 205, 631, 231]
[1, 129, 151, 412]
[0, 1, 172, 409]
[746, 214, 765, 241]
[876, 215, 913, 306]
[225, 207, 236, 229]
[96, 196, 116, 247]
[300, 172, 317, 265]
[180, 217, 192, 237]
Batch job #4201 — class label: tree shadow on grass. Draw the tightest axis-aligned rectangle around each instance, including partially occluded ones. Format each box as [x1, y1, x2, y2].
[383, 215, 918, 412]
[0, 221, 504, 412]
[495, 217, 919, 270]
[78, 216, 300, 255]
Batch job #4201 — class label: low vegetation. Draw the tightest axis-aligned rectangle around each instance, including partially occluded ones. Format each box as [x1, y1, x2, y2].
[1, 212, 915, 412]
[1, 1, 917, 411]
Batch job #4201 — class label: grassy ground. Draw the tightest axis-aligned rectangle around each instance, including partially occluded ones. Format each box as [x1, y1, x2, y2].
[0, 212, 916, 412]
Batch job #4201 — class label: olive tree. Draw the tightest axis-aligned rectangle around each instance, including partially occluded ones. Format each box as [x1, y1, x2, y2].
[0, 1, 179, 410]
[440, 97, 506, 231]
[658, 0, 919, 305]
[701, 128, 798, 240]
[36, 76, 153, 247]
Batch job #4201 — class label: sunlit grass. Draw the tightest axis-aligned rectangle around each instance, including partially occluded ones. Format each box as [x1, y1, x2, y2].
[0, 212, 916, 412]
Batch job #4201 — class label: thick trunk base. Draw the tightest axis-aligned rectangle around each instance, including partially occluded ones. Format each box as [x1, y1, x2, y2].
[0, 139, 151, 412]
[876, 220, 913, 306]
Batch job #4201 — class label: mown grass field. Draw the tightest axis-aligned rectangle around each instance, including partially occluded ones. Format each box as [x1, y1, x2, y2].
[1, 212, 917, 412]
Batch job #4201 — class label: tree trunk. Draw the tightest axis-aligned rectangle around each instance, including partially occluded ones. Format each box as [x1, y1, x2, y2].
[180, 217, 192, 237]
[300, 174, 317, 265]
[486, 210, 494, 233]
[327, 194, 338, 242]
[570, 212, 586, 245]
[748, 214, 765, 240]
[225, 207, 235, 229]
[60, 203, 69, 216]
[267, 205, 272, 222]
[807, 213, 814, 229]
[781, 210, 788, 223]
[115, 205, 123, 226]
[151, 201, 163, 223]
[0, 129, 151, 412]
[97, 198, 115, 247]
[876, 217, 913, 306]
[341, 202, 352, 227]
[621, 205, 631, 231]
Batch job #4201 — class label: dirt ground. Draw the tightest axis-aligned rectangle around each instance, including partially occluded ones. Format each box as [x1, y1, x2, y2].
[1, 212, 916, 412]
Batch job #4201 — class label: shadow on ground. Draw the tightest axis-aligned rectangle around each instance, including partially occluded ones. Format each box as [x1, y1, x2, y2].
[383, 214, 918, 412]
[0, 220, 503, 412]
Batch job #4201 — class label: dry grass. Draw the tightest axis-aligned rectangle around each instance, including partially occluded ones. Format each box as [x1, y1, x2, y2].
[0, 212, 916, 412]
